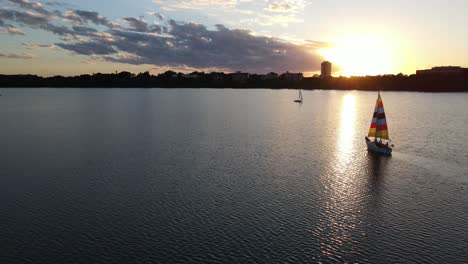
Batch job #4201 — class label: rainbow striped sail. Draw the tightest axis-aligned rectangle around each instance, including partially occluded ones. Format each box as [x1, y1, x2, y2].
[368, 92, 389, 140]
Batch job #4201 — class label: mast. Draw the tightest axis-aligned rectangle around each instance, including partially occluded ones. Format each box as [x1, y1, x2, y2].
[376, 91, 380, 140]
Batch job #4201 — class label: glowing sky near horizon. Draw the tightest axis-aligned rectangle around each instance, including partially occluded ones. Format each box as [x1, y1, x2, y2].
[0, 0, 467, 76]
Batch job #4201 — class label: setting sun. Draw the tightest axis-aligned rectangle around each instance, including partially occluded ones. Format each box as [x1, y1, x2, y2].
[321, 33, 396, 77]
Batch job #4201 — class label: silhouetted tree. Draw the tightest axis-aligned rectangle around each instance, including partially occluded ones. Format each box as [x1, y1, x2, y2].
[0, 71, 466, 92]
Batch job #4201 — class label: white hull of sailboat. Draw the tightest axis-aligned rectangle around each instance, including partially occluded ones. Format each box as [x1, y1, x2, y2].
[366, 139, 392, 156]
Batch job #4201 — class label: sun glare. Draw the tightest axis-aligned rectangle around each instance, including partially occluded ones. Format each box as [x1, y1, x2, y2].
[321, 33, 396, 77]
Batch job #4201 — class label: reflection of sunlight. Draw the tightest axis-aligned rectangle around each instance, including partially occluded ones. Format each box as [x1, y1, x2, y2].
[336, 94, 356, 172]
[315, 94, 360, 262]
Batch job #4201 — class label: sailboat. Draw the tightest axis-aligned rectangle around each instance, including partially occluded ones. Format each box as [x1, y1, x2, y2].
[365, 92, 393, 155]
[294, 89, 303, 103]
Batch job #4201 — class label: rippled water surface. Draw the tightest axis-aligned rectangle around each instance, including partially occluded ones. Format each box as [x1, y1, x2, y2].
[1, 89, 468, 263]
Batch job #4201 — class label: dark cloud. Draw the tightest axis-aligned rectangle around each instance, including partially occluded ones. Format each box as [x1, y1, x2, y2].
[91, 21, 323, 73]
[0, 10, 25, 35]
[45, 1, 67, 7]
[64, 10, 110, 26]
[0, 9, 98, 37]
[1, 0, 324, 73]
[7, 0, 53, 15]
[122, 17, 149, 32]
[39, 23, 74, 35]
[0, 8, 105, 37]
[108, 29, 157, 42]
[56, 41, 116, 55]
[122, 17, 161, 33]
[0, 9, 49, 25]
[71, 25, 98, 35]
[0, 19, 15, 29]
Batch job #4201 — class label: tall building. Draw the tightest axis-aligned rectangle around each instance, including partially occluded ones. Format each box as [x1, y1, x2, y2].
[321, 61, 332, 78]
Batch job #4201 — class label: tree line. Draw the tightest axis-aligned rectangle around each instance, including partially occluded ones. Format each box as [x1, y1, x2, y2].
[0, 71, 467, 92]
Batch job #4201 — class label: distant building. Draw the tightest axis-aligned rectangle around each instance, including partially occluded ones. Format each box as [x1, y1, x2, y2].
[321, 61, 332, 78]
[210, 73, 224, 82]
[182, 73, 199, 79]
[260, 72, 279, 80]
[280, 71, 303, 82]
[416, 66, 468, 76]
[231, 71, 250, 83]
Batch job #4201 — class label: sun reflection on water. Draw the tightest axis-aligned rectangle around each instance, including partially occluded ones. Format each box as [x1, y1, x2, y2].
[336, 94, 356, 172]
[315, 93, 366, 262]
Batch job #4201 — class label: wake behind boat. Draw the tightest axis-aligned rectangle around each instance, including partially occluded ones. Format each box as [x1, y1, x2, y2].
[365, 92, 393, 156]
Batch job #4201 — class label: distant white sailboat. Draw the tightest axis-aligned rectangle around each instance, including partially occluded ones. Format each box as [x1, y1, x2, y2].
[365, 92, 393, 155]
[294, 89, 303, 103]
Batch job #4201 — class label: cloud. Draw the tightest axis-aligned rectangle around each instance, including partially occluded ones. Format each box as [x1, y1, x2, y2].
[0, 8, 109, 37]
[45, 1, 67, 7]
[304, 40, 331, 49]
[268, 0, 307, 12]
[71, 25, 98, 35]
[260, 0, 307, 25]
[39, 23, 74, 35]
[0, 9, 50, 25]
[244, 13, 303, 26]
[62, 10, 111, 26]
[97, 21, 322, 73]
[0, 16, 25, 36]
[151, 0, 308, 28]
[7, 0, 54, 16]
[0, 26, 25, 35]
[22, 42, 55, 48]
[153, 0, 238, 10]
[56, 41, 117, 55]
[147, 12, 164, 20]
[268, 2, 292, 12]
[121, 17, 161, 33]
[0, 52, 34, 59]
[122, 17, 147, 31]
[1, 0, 324, 73]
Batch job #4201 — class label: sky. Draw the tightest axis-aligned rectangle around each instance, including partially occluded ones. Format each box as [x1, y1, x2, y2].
[0, 0, 467, 76]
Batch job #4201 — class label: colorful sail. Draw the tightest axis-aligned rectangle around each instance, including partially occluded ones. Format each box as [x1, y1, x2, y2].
[368, 93, 389, 139]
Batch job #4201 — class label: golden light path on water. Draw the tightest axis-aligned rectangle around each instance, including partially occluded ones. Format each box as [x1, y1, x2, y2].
[316, 94, 364, 262]
[337, 94, 357, 172]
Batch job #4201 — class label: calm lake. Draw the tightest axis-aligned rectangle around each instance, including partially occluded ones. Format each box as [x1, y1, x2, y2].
[1, 89, 467, 263]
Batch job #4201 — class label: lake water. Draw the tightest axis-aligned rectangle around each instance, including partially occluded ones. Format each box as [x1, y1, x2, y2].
[1, 89, 467, 263]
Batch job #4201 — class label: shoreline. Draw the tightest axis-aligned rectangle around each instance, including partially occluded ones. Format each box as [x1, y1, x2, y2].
[1, 73, 467, 92]
[2, 87, 467, 93]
